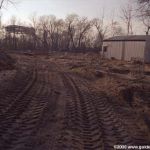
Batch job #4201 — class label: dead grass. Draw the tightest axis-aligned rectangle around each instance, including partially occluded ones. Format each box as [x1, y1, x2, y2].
[70, 66, 96, 80]
[47, 52, 150, 135]
[10, 52, 150, 133]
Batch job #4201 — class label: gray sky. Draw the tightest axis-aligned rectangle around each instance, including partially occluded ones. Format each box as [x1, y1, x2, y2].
[2, 0, 126, 20]
[1, 0, 145, 34]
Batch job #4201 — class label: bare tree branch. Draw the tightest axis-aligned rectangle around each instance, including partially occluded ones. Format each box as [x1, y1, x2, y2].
[0, 0, 14, 10]
[121, 3, 134, 35]
[136, 0, 150, 34]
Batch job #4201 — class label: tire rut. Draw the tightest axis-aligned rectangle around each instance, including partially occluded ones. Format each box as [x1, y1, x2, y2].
[57, 73, 104, 150]
[0, 66, 53, 149]
[57, 73, 150, 150]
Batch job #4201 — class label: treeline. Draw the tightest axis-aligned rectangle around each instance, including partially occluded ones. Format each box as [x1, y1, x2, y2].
[0, 0, 149, 52]
[0, 14, 124, 52]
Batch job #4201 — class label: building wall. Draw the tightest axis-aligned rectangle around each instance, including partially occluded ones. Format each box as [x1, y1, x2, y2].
[145, 39, 150, 63]
[103, 41, 123, 60]
[124, 41, 145, 61]
[103, 41, 146, 61]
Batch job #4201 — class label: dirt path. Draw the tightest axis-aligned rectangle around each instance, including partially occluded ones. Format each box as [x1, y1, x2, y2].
[0, 56, 149, 150]
[56, 73, 149, 150]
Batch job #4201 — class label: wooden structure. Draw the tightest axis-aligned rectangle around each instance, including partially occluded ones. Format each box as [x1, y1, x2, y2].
[5, 25, 36, 50]
[5, 25, 35, 35]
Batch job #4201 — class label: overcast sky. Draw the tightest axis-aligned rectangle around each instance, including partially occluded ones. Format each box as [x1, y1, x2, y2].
[1, 0, 145, 34]
[1, 0, 126, 20]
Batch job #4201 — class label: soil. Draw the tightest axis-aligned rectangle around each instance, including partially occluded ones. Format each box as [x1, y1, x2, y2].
[0, 51, 15, 71]
[0, 52, 150, 150]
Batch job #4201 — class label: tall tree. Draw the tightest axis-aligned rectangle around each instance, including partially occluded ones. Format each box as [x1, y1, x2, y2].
[121, 3, 134, 35]
[66, 14, 79, 50]
[76, 17, 92, 49]
[110, 21, 124, 37]
[109, 11, 124, 37]
[92, 17, 108, 49]
[136, 0, 150, 34]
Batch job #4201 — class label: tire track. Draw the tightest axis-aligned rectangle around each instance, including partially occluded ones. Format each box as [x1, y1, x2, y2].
[32, 71, 63, 150]
[0, 67, 37, 149]
[0, 63, 54, 149]
[57, 73, 104, 150]
[57, 73, 150, 150]
[72, 76, 150, 148]
[0, 69, 33, 114]
[9, 72, 51, 150]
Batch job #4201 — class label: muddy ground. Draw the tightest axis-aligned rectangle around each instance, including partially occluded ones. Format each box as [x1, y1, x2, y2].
[0, 52, 150, 150]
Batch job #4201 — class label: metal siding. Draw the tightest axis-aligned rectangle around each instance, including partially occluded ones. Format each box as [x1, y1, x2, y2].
[103, 41, 146, 61]
[124, 41, 145, 61]
[102, 42, 110, 58]
[145, 39, 150, 63]
[107, 41, 122, 59]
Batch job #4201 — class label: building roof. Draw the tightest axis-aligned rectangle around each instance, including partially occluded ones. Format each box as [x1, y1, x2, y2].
[104, 35, 150, 42]
[5, 25, 35, 35]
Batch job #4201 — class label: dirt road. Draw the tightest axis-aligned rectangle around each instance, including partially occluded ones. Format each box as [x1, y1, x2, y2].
[0, 55, 149, 150]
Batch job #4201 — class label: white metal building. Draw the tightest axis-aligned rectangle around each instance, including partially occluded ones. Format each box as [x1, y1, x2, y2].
[102, 35, 150, 63]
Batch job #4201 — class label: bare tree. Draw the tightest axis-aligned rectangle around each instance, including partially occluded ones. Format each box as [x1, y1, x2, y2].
[92, 17, 108, 49]
[66, 14, 79, 50]
[138, 0, 150, 11]
[121, 3, 134, 35]
[0, 0, 14, 10]
[109, 10, 124, 37]
[136, 0, 150, 34]
[3, 11, 123, 52]
[76, 17, 92, 49]
[53, 19, 64, 50]
[38, 15, 49, 51]
[111, 21, 124, 36]
[37, 15, 65, 51]
[0, 0, 15, 31]
[29, 13, 39, 31]
[0, 0, 6, 9]
[65, 14, 93, 50]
